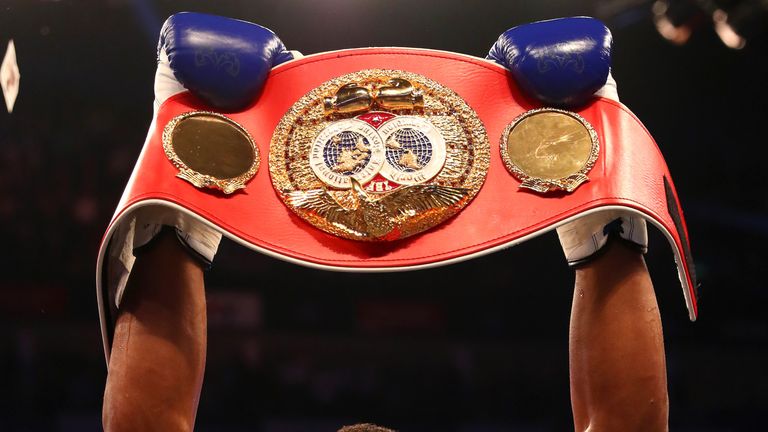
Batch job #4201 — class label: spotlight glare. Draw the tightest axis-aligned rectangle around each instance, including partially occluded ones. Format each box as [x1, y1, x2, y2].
[653, 0, 694, 45]
[655, 15, 693, 44]
[713, 9, 747, 49]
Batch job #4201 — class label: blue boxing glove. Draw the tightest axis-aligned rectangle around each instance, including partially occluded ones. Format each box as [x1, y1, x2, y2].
[156, 12, 295, 111]
[487, 17, 613, 108]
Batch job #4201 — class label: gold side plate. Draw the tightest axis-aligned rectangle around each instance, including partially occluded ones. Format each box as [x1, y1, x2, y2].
[162, 111, 259, 194]
[500, 108, 599, 193]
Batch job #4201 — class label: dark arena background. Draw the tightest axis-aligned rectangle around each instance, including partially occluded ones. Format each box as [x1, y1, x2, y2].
[1, 0, 767, 430]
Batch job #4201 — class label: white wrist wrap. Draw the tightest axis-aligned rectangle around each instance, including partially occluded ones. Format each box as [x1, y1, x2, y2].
[594, 70, 619, 101]
[132, 207, 222, 263]
[107, 206, 222, 308]
[556, 210, 648, 266]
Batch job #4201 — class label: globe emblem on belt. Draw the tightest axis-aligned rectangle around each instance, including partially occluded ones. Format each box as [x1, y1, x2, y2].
[311, 115, 446, 189]
[385, 128, 431, 172]
[378, 116, 447, 186]
[323, 131, 372, 175]
[309, 118, 385, 189]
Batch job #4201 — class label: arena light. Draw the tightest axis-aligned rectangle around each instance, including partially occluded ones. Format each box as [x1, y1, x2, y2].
[712, 0, 768, 50]
[713, 9, 747, 49]
[652, 0, 704, 45]
[0, 40, 20, 113]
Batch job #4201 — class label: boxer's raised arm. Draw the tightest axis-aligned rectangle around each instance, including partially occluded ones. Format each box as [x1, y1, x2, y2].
[103, 12, 295, 430]
[488, 17, 668, 430]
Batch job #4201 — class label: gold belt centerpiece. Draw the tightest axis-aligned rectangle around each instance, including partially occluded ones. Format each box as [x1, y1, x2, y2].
[270, 69, 490, 241]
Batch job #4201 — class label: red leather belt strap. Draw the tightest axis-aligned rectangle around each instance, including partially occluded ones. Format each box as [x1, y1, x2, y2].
[97, 48, 698, 354]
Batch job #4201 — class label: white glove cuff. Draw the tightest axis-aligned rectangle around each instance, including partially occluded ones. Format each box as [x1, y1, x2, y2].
[132, 207, 221, 263]
[556, 210, 648, 266]
[107, 207, 222, 308]
[154, 48, 185, 110]
[594, 69, 619, 102]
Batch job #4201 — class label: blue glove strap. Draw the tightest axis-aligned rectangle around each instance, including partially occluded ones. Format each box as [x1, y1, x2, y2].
[159, 12, 294, 111]
[487, 17, 612, 107]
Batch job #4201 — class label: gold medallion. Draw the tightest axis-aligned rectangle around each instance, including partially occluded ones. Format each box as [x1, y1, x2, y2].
[163, 111, 259, 194]
[270, 70, 490, 241]
[500, 108, 599, 193]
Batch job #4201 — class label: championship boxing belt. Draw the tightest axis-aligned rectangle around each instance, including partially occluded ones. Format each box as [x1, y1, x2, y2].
[97, 47, 698, 358]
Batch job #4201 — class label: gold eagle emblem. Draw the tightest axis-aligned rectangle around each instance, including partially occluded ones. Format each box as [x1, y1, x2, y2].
[285, 179, 470, 239]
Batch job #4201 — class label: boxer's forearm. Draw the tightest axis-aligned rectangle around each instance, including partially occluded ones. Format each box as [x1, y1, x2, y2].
[569, 241, 668, 432]
[103, 230, 207, 432]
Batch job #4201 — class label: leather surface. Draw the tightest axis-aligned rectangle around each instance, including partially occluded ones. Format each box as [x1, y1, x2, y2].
[487, 17, 612, 107]
[160, 12, 294, 111]
[102, 47, 697, 317]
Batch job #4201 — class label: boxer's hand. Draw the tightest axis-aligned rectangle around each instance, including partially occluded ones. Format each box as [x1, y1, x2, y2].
[486, 17, 613, 107]
[156, 12, 294, 111]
